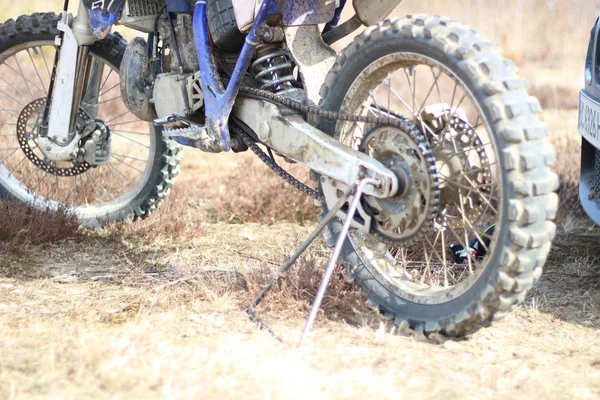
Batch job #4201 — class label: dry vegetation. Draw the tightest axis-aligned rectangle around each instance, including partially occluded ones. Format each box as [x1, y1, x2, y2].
[2, 1, 600, 399]
[0, 201, 83, 254]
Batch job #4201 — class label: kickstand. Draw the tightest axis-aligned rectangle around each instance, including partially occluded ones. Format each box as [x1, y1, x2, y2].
[246, 178, 379, 347]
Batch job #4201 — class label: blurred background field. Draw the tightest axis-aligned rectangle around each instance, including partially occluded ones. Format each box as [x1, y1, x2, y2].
[7, 0, 596, 107]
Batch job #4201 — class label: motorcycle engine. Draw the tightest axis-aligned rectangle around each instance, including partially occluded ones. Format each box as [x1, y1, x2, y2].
[120, 14, 203, 121]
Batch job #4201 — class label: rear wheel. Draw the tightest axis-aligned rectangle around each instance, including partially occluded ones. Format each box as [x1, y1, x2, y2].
[316, 15, 558, 335]
[0, 13, 181, 227]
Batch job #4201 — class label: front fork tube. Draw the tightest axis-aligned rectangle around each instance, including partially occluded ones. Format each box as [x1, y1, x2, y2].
[192, 0, 278, 152]
[81, 58, 105, 119]
[69, 46, 91, 132]
[43, 5, 97, 161]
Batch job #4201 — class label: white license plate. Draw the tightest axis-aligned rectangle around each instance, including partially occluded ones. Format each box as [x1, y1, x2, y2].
[579, 91, 600, 149]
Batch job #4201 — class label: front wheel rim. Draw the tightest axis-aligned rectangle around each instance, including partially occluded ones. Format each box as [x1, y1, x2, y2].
[0, 40, 156, 222]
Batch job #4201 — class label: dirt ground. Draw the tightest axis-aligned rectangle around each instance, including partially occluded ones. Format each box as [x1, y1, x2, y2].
[2, 108, 600, 398]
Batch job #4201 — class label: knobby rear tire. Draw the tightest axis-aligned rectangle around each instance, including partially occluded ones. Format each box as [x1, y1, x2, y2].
[316, 15, 559, 336]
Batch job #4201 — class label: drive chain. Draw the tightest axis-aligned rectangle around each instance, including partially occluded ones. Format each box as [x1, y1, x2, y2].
[236, 86, 440, 244]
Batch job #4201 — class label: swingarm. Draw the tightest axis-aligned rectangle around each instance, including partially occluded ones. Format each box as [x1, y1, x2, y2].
[233, 98, 400, 199]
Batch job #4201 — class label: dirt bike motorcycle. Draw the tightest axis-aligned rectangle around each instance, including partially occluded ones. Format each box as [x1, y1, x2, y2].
[0, 0, 558, 336]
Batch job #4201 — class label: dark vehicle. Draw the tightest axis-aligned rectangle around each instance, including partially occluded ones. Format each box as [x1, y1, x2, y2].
[580, 17, 600, 222]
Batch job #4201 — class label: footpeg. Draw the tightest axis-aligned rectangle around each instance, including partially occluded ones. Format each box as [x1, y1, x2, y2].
[154, 114, 219, 152]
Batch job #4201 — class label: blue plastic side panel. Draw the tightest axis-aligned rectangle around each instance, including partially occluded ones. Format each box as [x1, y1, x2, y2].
[167, 0, 193, 13]
[283, 0, 336, 26]
[329, 0, 347, 26]
[83, 0, 125, 37]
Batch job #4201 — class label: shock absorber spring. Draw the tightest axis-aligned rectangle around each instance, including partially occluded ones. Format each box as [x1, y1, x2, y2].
[251, 44, 298, 95]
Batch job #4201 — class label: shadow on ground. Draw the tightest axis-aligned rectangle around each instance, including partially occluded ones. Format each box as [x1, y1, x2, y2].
[529, 232, 600, 329]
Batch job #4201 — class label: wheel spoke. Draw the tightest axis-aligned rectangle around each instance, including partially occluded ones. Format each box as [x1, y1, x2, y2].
[112, 129, 150, 136]
[106, 163, 128, 195]
[9, 55, 45, 96]
[322, 51, 508, 306]
[39, 46, 52, 79]
[110, 119, 144, 127]
[100, 82, 120, 97]
[416, 68, 443, 116]
[112, 154, 144, 174]
[0, 87, 25, 107]
[111, 152, 147, 162]
[0, 76, 33, 104]
[111, 132, 150, 148]
[107, 162, 135, 185]
[104, 110, 131, 124]
[89, 170, 116, 201]
[0, 148, 20, 163]
[79, 174, 89, 206]
[99, 69, 113, 93]
[7, 155, 28, 176]
[84, 95, 121, 106]
[85, 171, 105, 204]
[27, 48, 47, 94]
[22, 166, 41, 186]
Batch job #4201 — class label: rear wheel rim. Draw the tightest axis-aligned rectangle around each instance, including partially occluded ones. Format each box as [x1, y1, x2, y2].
[324, 52, 503, 305]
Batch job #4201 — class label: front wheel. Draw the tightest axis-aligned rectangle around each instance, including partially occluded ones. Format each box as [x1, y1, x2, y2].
[0, 13, 181, 227]
[316, 15, 558, 335]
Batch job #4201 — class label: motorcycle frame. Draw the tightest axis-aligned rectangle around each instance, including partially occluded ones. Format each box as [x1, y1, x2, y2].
[48, 0, 402, 198]
[192, 0, 280, 152]
[192, 0, 397, 198]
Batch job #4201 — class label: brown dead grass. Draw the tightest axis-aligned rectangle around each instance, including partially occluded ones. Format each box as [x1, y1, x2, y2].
[213, 158, 316, 224]
[0, 201, 83, 254]
[106, 184, 207, 245]
[1, 108, 600, 397]
[100, 157, 316, 246]
[529, 83, 581, 111]
[1, 233, 600, 399]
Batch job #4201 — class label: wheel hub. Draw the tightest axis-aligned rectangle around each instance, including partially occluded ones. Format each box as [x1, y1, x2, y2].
[358, 125, 439, 244]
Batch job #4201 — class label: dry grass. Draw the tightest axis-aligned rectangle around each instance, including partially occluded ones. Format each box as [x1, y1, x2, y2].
[105, 240, 369, 327]
[0, 201, 83, 254]
[213, 159, 316, 224]
[0, 114, 598, 398]
[529, 83, 582, 110]
[101, 157, 316, 248]
[106, 184, 207, 245]
[1, 232, 600, 399]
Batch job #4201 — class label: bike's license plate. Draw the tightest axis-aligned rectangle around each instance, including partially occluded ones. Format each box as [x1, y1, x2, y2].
[579, 91, 600, 149]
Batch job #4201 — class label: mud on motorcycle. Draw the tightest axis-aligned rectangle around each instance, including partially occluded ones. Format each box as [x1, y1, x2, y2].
[0, 0, 558, 337]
